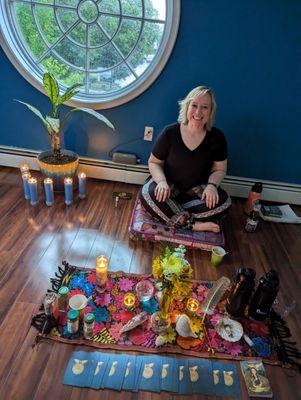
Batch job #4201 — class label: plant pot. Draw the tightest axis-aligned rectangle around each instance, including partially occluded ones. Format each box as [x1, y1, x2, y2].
[37, 149, 79, 192]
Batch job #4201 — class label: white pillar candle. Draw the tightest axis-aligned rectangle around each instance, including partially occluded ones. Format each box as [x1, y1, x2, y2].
[28, 177, 38, 206]
[78, 172, 86, 199]
[20, 163, 30, 174]
[44, 178, 54, 206]
[64, 177, 73, 206]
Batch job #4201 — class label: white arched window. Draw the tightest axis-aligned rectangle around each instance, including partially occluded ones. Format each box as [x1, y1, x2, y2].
[0, 0, 180, 109]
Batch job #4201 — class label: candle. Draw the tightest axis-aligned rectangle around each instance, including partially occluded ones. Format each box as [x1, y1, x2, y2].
[78, 172, 86, 199]
[22, 172, 31, 200]
[44, 177, 54, 206]
[123, 292, 136, 310]
[186, 298, 200, 317]
[95, 255, 108, 293]
[20, 163, 29, 174]
[64, 177, 73, 206]
[28, 177, 38, 206]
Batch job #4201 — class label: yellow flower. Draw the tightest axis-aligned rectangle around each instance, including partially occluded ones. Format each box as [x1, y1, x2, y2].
[162, 326, 177, 344]
[152, 257, 163, 279]
[190, 317, 202, 334]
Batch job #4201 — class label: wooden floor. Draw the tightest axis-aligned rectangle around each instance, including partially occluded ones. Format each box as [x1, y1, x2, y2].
[0, 166, 300, 400]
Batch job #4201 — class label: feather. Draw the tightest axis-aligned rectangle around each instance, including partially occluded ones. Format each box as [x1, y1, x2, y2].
[200, 276, 231, 316]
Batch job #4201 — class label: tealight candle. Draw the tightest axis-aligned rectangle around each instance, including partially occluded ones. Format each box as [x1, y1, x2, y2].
[95, 255, 108, 293]
[44, 178, 54, 206]
[64, 177, 73, 206]
[22, 172, 31, 200]
[20, 163, 29, 174]
[123, 292, 136, 310]
[186, 298, 200, 317]
[28, 177, 38, 206]
[78, 172, 86, 199]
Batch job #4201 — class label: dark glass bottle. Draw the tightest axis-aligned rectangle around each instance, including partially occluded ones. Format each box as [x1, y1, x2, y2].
[248, 270, 280, 321]
[226, 268, 256, 317]
[244, 201, 260, 233]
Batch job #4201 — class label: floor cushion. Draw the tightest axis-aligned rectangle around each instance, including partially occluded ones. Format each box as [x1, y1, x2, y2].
[129, 196, 225, 251]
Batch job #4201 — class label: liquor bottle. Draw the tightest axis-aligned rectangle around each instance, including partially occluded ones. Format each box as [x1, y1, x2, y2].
[244, 182, 263, 215]
[244, 201, 260, 233]
[248, 270, 280, 321]
[226, 268, 256, 317]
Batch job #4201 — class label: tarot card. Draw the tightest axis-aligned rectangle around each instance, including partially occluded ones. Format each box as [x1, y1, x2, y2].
[178, 358, 192, 395]
[137, 355, 162, 393]
[240, 360, 273, 397]
[62, 351, 92, 388]
[90, 352, 110, 389]
[160, 357, 179, 393]
[101, 354, 128, 391]
[133, 356, 144, 392]
[211, 361, 241, 398]
[122, 355, 137, 391]
[188, 358, 215, 396]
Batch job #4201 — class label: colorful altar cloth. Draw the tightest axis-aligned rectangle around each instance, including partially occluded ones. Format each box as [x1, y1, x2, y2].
[32, 262, 281, 365]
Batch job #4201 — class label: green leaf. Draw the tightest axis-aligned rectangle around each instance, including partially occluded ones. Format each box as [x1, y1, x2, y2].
[46, 117, 60, 133]
[57, 83, 82, 105]
[62, 108, 115, 130]
[43, 73, 59, 105]
[15, 100, 52, 133]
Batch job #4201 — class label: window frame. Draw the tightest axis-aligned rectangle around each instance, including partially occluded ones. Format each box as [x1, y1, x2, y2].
[0, 0, 180, 109]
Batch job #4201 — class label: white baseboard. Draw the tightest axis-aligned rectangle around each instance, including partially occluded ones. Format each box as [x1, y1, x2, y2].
[1, 145, 301, 205]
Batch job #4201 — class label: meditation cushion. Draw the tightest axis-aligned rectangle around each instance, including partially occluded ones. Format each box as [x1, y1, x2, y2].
[129, 196, 225, 251]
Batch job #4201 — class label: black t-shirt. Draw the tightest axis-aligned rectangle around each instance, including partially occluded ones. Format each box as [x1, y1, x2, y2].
[152, 123, 227, 192]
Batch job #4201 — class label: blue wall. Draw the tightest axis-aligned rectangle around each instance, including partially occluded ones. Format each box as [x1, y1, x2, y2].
[0, 0, 300, 184]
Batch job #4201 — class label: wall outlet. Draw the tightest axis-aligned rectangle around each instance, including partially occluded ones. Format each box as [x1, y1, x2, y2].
[144, 126, 154, 141]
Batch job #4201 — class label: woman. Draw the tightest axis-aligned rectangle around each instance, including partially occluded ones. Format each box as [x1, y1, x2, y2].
[140, 86, 231, 233]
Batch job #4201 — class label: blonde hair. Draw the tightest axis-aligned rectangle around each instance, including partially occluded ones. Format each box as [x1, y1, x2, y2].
[178, 86, 217, 131]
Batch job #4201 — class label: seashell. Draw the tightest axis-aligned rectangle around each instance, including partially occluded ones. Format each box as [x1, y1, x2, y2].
[155, 334, 167, 347]
[175, 314, 198, 338]
[215, 317, 243, 342]
[120, 311, 148, 333]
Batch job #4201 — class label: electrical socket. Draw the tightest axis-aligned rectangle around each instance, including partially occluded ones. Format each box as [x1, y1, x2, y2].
[144, 126, 153, 141]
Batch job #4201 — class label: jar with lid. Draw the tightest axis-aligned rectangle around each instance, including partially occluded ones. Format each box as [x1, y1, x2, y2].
[83, 313, 95, 339]
[58, 286, 69, 311]
[67, 310, 79, 334]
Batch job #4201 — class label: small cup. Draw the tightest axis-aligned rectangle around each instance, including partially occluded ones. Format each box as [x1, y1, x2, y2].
[69, 294, 88, 320]
[211, 246, 226, 267]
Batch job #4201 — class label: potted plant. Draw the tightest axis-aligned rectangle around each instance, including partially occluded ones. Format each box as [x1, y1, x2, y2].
[16, 72, 114, 190]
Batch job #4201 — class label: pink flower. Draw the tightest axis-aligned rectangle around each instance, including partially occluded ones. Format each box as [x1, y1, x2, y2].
[87, 272, 96, 285]
[84, 306, 93, 315]
[114, 292, 126, 309]
[106, 278, 115, 291]
[94, 292, 111, 307]
[210, 313, 224, 326]
[109, 322, 124, 341]
[69, 288, 85, 297]
[118, 277, 135, 291]
[208, 328, 223, 348]
[223, 341, 243, 356]
[93, 322, 105, 335]
[114, 310, 136, 323]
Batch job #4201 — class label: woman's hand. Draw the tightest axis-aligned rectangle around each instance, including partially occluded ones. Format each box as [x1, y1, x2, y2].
[201, 184, 219, 209]
[154, 180, 171, 202]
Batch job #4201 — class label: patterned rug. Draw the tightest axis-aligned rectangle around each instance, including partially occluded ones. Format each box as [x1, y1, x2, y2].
[31, 262, 301, 370]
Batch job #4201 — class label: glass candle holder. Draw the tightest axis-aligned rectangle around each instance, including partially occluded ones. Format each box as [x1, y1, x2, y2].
[44, 177, 54, 206]
[22, 172, 31, 200]
[78, 172, 86, 199]
[186, 298, 200, 317]
[123, 292, 136, 310]
[28, 177, 38, 206]
[64, 177, 73, 206]
[136, 280, 154, 302]
[95, 255, 108, 293]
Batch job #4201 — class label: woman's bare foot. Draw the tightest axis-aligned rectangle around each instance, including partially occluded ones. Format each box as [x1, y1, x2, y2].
[192, 221, 220, 232]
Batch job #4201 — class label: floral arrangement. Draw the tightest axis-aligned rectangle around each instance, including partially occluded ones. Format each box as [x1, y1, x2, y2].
[152, 245, 193, 318]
